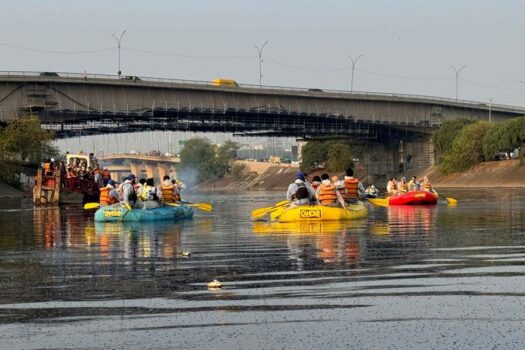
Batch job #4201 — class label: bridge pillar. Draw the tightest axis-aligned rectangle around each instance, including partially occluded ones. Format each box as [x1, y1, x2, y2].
[129, 162, 141, 178]
[157, 164, 169, 181]
[145, 163, 155, 180]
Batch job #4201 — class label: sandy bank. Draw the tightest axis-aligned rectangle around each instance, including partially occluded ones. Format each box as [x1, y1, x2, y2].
[420, 159, 525, 188]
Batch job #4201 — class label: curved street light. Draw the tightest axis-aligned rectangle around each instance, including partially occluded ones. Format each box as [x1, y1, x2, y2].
[111, 30, 126, 77]
[349, 55, 363, 92]
[254, 40, 269, 87]
[450, 65, 466, 100]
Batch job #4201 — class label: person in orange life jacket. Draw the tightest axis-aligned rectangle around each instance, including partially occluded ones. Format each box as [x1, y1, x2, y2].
[343, 168, 366, 204]
[286, 172, 315, 206]
[397, 177, 409, 194]
[43, 159, 53, 176]
[159, 175, 178, 203]
[316, 173, 346, 207]
[386, 177, 398, 196]
[99, 179, 120, 206]
[421, 176, 433, 192]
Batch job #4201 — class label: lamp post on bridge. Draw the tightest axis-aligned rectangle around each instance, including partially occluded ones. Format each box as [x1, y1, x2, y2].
[450, 65, 466, 101]
[111, 30, 126, 78]
[254, 40, 269, 87]
[349, 54, 363, 92]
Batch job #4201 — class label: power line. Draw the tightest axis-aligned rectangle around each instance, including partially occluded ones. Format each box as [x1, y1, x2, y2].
[121, 47, 256, 59]
[0, 42, 114, 54]
[460, 78, 525, 91]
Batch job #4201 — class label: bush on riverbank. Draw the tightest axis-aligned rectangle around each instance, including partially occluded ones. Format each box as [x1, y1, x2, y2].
[300, 140, 356, 172]
[434, 116, 525, 174]
[0, 117, 59, 187]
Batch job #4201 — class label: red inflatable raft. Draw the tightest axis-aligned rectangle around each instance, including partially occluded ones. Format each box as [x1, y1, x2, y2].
[388, 190, 438, 205]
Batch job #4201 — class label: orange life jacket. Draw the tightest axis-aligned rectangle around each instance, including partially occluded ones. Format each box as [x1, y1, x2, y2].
[44, 163, 51, 173]
[318, 183, 337, 205]
[399, 183, 409, 193]
[423, 182, 432, 191]
[99, 187, 118, 206]
[344, 178, 359, 200]
[160, 184, 176, 203]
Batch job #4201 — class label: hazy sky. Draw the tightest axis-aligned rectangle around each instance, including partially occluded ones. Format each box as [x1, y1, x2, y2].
[2, 0, 525, 107]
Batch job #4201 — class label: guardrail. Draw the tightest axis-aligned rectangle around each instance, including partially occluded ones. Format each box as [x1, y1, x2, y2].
[1, 70, 524, 112]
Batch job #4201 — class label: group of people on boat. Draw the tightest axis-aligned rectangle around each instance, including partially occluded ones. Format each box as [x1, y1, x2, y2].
[99, 173, 185, 209]
[286, 168, 365, 208]
[386, 176, 433, 196]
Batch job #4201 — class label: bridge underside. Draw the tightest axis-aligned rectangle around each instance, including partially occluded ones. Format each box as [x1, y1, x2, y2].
[40, 108, 434, 141]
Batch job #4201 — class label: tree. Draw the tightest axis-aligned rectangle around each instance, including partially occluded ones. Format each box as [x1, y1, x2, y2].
[216, 140, 239, 175]
[300, 141, 328, 171]
[432, 117, 474, 162]
[325, 141, 354, 172]
[482, 116, 525, 160]
[440, 121, 492, 174]
[178, 138, 221, 183]
[230, 163, 249, 180]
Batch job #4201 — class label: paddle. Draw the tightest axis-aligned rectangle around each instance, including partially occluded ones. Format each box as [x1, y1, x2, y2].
[251, 200, 290, 219]
[84, 202, 100, 210]
[120, 203, 132, 221]
[367, 198, 389, 207]
[166, 202, 213, 212]
[434, 191, 457, 205]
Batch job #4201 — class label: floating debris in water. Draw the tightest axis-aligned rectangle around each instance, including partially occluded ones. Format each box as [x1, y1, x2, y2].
[181, 251, 191, 257]
[207, 279, 222, 289]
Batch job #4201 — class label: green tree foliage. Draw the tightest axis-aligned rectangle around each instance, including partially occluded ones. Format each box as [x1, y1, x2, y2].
[0, 116, 58, 162]
[0, 117, 59, 186]
[432, 117, 474, 161]
[230, 163, 249, 181]
[179, 138, 240, 183]
[482, 116, 525, 160]
[300, 140, 354, 172]
[440, 121, 492, 174]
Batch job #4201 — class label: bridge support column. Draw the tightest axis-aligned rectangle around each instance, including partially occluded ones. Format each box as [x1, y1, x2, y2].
[157, 164, 169, 181]
[145, 163, 155, 180]
[129, 162, 141, 178]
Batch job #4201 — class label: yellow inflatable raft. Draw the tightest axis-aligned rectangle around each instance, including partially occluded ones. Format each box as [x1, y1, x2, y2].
[270, 201, 368, 223]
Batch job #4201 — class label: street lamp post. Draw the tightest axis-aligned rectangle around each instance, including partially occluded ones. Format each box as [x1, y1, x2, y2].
[349, 54, 362, 92]
[111, 30, 126, 77]
[450, 65, 466, 100]
[254, 40, 269, 87]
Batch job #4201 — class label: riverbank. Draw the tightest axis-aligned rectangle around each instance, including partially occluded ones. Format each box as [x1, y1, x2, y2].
[420, 159, 525, 188]
[0, 182, 27, 198]
[198, 159, 525, 191]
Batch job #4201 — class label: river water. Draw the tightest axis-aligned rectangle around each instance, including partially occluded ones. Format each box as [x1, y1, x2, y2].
[0, 190, 524, 349]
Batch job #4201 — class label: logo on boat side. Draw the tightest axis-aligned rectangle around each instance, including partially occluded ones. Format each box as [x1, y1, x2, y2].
[104, 210, 122, 217]
[299, 209, 322, 218]
[413, 193, 426, 198]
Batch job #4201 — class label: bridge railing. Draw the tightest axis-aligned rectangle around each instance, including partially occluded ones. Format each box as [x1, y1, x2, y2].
[0, 70, 524, 112]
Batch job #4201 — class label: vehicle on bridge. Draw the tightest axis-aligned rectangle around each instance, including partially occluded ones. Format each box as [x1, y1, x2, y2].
[212, 78, 239, 87]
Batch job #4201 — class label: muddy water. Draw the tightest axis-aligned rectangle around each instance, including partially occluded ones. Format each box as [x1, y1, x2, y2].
[0, 190, 524, 349]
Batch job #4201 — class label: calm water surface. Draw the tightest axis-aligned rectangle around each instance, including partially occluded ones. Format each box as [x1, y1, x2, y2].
[1, 190, 525, 349]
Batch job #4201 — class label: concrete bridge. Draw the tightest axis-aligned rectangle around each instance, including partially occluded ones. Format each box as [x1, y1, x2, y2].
[1, 71, 524, 141]
[98, 153, 180, 182]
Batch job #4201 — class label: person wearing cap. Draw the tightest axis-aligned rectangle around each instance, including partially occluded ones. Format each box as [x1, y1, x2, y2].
[140, 178, 161, 209]
[121, 174, 140, 208]
[99, 179, 120, 206]
[286, 172, 315, 207]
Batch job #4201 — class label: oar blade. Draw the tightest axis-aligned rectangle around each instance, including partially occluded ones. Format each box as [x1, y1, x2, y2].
[193, 203, 213, 212]
[84, 202, 100, 210]
[251, 206, 274, 219]
[368, 198, 389, 207]
[446, 197, 458, 205]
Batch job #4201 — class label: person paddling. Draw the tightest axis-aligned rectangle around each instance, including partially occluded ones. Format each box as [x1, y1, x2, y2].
[99, 179, 120, 206]
[286, 172, 315, 207]
[343, 168, 366, 204]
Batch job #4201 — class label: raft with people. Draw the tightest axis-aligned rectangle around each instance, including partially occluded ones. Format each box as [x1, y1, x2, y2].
[270, 201, 368, 223]
[387, 190, 438, 205]
[94, 203, 194, 222]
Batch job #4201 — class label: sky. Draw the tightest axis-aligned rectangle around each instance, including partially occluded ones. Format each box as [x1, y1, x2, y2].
[3, 0, 525, 153]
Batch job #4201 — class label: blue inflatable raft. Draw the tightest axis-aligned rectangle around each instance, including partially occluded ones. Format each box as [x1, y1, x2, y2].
[94, 204, 194, 222]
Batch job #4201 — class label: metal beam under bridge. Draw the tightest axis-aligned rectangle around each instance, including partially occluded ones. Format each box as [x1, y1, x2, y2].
[1, 71, 524, 140]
